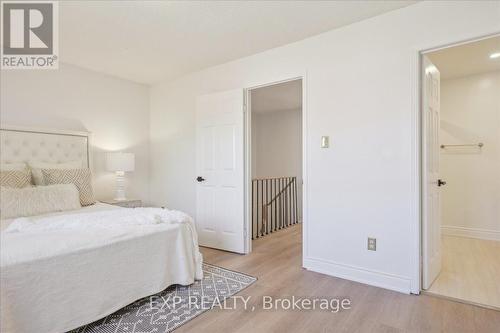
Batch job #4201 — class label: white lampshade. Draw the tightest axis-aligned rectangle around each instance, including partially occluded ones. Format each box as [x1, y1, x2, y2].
[106, 152, 135, 172]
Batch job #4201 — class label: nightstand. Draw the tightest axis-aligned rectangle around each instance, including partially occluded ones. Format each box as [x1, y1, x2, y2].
[101, 199, 142, 208]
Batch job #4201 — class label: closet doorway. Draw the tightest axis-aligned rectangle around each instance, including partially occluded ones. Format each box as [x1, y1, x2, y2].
[421, 35, 500, 309]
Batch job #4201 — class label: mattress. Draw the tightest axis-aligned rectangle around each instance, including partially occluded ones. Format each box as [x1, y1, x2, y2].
[0, 203, 203, 333]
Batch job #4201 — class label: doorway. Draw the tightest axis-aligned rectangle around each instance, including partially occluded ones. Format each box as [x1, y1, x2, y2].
[194, 78, 305, 256]
[245, 78, 304, 254]
[421, 35, 500, 308]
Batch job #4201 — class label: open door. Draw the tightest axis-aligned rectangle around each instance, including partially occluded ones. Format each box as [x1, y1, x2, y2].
[195, 89, 245, 253]
[422, 56, 443, 289]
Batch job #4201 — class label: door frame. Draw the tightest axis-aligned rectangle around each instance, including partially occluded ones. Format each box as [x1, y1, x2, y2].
[412, 32, 499, 294]
[243, 75, 307, 256]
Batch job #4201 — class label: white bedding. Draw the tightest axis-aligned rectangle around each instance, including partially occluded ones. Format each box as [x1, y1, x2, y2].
[0, 203, 203, 333]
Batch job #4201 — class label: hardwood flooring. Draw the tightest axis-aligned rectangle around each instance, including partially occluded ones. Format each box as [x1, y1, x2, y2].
[176, 224, 500, 333]
[427, 235, 500, 309]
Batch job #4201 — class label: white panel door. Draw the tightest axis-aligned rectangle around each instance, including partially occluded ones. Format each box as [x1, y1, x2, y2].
[422, 56, 443, 289]
[196, 89, 245, 253]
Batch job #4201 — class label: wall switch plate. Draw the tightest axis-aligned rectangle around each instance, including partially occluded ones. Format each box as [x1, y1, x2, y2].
[368, 237, 377, 251]
[321, 136, 329, 148]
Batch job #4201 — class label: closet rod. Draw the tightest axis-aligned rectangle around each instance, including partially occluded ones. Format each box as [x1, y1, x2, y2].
[440, 143, 484, 149]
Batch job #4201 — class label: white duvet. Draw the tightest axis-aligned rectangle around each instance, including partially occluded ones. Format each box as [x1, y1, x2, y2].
[5, 207, 196, 233]
[1, 205, 203, 333]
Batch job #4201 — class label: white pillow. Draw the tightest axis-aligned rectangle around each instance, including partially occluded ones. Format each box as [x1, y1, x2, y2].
[0, 184, 81, 220]
[28, 160, 82, 185]
[0, 162, 27, 171]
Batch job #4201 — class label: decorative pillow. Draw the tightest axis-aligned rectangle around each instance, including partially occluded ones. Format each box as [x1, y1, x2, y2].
[28, 160, 82, 185]
[0, 169, 32, 188]
[41, 168, 96, 206]
[0, 184, 81, 220]
[0, 162, 27, 171]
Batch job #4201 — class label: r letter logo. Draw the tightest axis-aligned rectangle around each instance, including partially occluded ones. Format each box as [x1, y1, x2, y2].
[1, 1, 58, 69]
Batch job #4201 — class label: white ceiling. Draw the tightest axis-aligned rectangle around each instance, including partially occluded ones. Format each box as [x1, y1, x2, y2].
[59, 1, 416, 84]
[251, 79, 302, 113]
[427, 36, 500, 80]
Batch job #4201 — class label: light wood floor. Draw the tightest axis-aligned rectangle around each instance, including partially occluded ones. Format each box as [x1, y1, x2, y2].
[427, 235, 500, 309]
[176, 224, 500, 333]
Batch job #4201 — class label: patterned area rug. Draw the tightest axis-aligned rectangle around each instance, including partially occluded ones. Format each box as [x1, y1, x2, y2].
[70, 263, 256, 333]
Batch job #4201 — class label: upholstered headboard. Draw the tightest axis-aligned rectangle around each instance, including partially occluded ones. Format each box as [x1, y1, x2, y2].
[0, 126, 90, 167]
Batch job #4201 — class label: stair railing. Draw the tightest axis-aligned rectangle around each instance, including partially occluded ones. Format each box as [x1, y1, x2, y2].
[251, 176, 299, 239]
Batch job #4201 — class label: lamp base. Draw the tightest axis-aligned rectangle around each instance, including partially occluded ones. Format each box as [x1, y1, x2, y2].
[114, 171, 127, 201]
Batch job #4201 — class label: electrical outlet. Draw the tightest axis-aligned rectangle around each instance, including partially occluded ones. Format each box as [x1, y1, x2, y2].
[368, 237, 377, 251]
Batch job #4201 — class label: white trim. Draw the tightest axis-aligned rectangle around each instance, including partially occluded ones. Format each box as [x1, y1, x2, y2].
[0, 125, 90, 138]
[245, 74, 305, 92]
[244, 73, 307, 260]
[420, 32, 500, 55]
[441, 226, 500, 242]
[409, 48, 422, 295]
[243, 89, 252, 254]
[301, 74, 309, 263]
[414, 30, 500, 295]
[304, 257, 412, 294]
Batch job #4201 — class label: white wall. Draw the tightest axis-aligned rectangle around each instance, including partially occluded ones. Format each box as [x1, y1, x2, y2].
[252, 109, 303, 219]
[440, 71, 500, 240]
[149, 1, 500, 293]
[0, 63, 150, 202]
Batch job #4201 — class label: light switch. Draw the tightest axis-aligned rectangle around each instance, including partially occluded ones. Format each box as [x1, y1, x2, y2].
[368, 238, 377, 251]
[321, 136, 329, 148]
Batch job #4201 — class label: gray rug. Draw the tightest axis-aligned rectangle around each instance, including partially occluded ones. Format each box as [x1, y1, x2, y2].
[70, 263, 256, 333]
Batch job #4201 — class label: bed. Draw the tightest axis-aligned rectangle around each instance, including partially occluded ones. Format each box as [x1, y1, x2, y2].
[0, 127, 203, 333]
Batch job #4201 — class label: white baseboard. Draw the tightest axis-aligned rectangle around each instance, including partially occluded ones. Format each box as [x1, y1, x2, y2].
[303, 257, 411, 294]
[441, 225, 500, 241]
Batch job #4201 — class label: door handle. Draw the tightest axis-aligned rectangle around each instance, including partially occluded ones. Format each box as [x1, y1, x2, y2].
[437, 179, 446, 187]
[196, 176, 206, 182]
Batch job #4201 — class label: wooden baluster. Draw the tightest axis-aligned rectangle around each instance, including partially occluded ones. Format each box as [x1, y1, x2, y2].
[266, 179, 269, 235]
[252, 180, 254, 239]
[274, 178, 277, 232]
[287, 177, 291, 227]
[290, 178, 292, 225]
[282, 178, 285, 228]
[260, 179, 264, 237]
[283, 177, 288, 228]
[294, 177, 296, 224]
[288, 177, 292, 227]
[295, 177, 299, 224]
[270, 179, 273, 233]
[256, 180, 260, 238]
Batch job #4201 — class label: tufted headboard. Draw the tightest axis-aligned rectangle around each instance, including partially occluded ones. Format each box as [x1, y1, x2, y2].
[0, 126, 90, 167]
